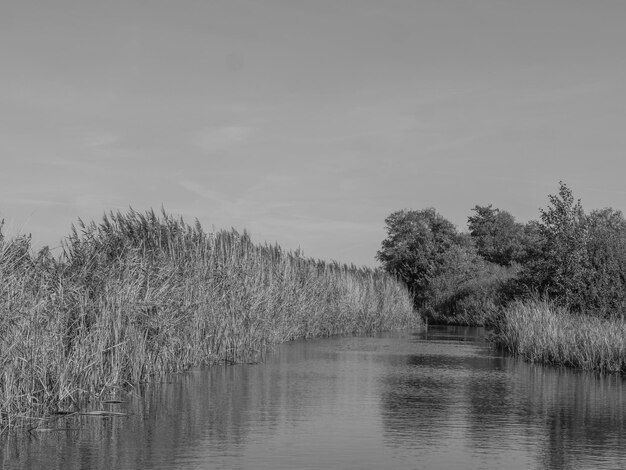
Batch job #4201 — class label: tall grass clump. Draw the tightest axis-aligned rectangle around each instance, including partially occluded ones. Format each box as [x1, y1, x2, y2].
[0, 210, 417, 431]
[491, 298, 626, 373]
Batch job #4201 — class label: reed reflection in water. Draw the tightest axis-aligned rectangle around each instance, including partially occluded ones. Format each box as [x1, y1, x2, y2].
[2, 327, 625, 470]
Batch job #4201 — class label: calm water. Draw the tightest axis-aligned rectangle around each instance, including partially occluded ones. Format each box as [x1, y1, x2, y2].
[2, 326, 626, 470]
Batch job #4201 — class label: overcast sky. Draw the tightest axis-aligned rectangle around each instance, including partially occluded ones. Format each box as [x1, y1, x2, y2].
[2, 0, 626, 266]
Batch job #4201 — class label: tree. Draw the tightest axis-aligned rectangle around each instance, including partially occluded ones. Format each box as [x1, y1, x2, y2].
[517, 182, 588, 309]
[584, 208, 626, 316]
[376, 208, 459, 306]
[467, 205, 525, 266]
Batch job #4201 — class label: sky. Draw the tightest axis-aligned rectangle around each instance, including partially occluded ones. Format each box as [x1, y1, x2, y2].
[2, 0, 626, 266]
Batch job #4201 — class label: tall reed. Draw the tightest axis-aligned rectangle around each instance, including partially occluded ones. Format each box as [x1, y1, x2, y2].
[491, 298, 626, 373]
[0, 210, 418, 431]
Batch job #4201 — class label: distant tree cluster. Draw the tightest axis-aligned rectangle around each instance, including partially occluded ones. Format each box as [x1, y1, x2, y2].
[377, 182, 626, 324]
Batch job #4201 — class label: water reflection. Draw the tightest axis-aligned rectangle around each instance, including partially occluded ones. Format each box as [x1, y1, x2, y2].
[380, 326, 626, 470]
[2, 328, 626, 470]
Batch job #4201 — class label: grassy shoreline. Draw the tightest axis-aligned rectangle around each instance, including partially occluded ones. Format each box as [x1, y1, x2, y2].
[0, 210, 418, 432]
[490, 299, 626, 373]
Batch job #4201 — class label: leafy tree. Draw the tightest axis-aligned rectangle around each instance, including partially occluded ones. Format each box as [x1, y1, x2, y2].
[518, 220, 545, 263]
[584, 208, 626, 316]
[379, 184, 626, 321]
[517, 182, 588, 309]
[540, 182, 588, 307]
[376, 208, 459, 306]
[515, 185, 626, 317]
[467, 205, 526, 266]
[378, 208, 517, 323]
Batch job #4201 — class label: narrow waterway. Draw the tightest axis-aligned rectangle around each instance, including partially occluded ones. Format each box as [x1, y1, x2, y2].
[2, 326, 625, 469]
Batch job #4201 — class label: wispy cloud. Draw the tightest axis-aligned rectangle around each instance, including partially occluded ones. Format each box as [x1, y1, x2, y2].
[179, 176, 301, 212]
[81, 131, 120, 149]
[178, 180, 233, 206]
[255, 214, 378, 235]
[1, 197, 69, 208]
[194, 125, 253, 152]
[177, 178, 373, 241]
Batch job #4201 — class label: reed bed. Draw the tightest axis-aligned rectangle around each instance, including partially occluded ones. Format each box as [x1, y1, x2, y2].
[0, 210, 417, 432]
[491, 298, 626, 373]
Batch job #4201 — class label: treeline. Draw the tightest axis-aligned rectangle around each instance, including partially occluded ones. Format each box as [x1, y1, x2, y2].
[377, 182, 626, 325]
[0, 209, 417, 431]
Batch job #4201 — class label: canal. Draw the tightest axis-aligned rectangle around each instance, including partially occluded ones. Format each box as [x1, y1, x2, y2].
[2, 326, 625, 469]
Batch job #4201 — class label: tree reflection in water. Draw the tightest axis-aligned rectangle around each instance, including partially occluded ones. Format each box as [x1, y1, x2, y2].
[379, 326, 626, 470]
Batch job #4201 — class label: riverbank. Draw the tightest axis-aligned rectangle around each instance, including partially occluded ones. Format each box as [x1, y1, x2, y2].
[490, 299, 626, 373]
[0, 210, 419, 432]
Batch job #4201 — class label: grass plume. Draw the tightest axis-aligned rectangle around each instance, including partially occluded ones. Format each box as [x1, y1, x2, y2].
[0, 210, 417, 432]
[490, 298, 626, 373]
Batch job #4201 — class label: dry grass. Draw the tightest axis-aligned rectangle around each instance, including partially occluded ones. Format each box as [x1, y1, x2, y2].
[491, 298, 626, 373]
[0, 210, 418, 432]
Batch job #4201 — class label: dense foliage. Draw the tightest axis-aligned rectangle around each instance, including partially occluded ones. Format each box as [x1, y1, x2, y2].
[377, 208, 518, 325]
[467, 205, 526, 266]
[376, 208, 461, 307]
[518, 183, 626, 316]
[378, 181, 626, 325]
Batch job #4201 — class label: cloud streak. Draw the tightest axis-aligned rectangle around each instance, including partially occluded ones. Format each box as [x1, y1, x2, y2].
[194, 125, 254, 153]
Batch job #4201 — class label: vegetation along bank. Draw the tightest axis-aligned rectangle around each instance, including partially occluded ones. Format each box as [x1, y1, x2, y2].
[490, 298, 626, 373]
[377, 182, 626, 373]
[0, 210, 418, 432]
